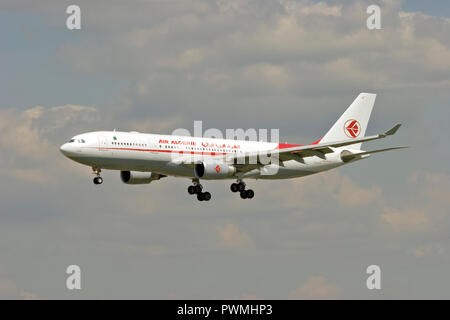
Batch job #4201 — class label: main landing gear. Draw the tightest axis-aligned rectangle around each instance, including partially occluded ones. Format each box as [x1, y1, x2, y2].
[230, 180, 254, 199]
[188, 179, 211, 201]
[92, 167, 103, 185]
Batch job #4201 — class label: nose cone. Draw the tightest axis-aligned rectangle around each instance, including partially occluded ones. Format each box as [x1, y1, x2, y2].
[60, 143, 71, 157]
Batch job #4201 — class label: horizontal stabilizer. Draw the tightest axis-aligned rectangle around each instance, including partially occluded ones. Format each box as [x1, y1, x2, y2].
[341, 146, 408, 162]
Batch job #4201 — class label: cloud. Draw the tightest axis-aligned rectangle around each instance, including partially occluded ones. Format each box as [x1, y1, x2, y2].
[12, 168, 50, 184]
[409, 171, 450, 207]
[244, 64, 292, 87]
[0, 105, 97, 159]
[1, 0, 450, 299]
[268, 170, 382, 209]
[332, 175, 382, 208]
[322, 58, 386, 85]
[0, 104, 98, 183]
[218, 223, 252, 248]
[380, 171, 450, 232]
[269, 169, 445, 234]
[0, 280, 18, 299]
[176, 48, 206, 69]
[41, 0, 450, 142]
[381, 207, 430, 232]
[128, 115, 184, 135]
[413, 243, 446, 258]
[297, 2, 342, 17]
[0, 108, 52, 160]
[19, 291, 38, 300]
[231, 293, 258, 300]
[56, 0, 450, 89]
[0, 279, 38, 300]
[289, 276, 339, 299]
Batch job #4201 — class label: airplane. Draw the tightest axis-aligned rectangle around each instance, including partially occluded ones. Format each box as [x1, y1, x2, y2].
[60, 93, 406, 201]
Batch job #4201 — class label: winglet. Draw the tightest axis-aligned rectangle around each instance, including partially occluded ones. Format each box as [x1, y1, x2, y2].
[383, 124, 401, 137]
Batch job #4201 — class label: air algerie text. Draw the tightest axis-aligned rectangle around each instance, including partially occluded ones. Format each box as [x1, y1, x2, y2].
[177, 304, 211, 318]
[158, 139, 241, 149]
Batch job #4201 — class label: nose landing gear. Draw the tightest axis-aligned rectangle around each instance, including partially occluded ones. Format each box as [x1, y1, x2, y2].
[92, 167, 103, 185]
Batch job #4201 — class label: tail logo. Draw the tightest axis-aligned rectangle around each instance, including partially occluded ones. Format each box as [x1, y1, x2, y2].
[215, 165, 221, 173]
[344, 119, 361, 138]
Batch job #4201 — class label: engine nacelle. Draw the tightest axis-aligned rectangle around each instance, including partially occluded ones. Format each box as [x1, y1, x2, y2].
[120, 171, 160, 184]
[340, 150, 356, 163]
[194, 161, 236, 179]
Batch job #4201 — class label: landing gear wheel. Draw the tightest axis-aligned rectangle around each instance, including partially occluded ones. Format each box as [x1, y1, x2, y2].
[237, 182, 245, 192]
[194, 185, 203, 194]
[230, 183, 239, 192]
[197, 193, 205, 201]
[92, 167, 103, 185]
[240, 190, 248, 199]
[191, 180, 209, 201]
[203, 192, 211, 201]
[246, 189, 254, 199]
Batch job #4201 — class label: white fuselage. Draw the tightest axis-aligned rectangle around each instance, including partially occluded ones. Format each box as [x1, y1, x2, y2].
[60, 131, 357, 180]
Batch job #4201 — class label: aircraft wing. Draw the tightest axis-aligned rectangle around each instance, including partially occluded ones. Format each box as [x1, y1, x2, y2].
[224, 123, 402, 164]
[174, 124, 402, 170]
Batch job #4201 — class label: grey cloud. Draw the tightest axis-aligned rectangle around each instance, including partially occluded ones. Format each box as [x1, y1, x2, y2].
[1, 0, 450, 299]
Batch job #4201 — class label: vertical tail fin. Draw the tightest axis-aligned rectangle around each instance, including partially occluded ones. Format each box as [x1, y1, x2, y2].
[320, 93, 376, 150]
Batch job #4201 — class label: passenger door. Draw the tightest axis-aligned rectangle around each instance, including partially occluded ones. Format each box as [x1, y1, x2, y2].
[98, 135, 108, 151]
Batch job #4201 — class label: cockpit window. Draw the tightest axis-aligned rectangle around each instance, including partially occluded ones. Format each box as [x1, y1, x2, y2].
[68, 138, 85, 143]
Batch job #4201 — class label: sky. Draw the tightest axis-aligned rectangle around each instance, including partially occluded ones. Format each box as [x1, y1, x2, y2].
[0, 0, 449, 299]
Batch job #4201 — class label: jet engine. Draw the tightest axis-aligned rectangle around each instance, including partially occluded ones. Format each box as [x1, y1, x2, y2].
[120, 171, 162, 184]
[340, 150, 357, 163]
[194, 161, 236, 179]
